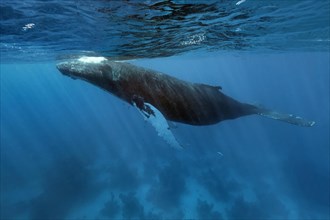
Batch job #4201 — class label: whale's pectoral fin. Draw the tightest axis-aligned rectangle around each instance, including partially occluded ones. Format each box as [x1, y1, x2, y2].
[255, 107, 315, 127]
[132, 95, 155, 118]
[132, 97, 183, 149]
[168, 121, 178, 129]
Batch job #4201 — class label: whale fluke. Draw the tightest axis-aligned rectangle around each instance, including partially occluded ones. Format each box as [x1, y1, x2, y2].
[256, 108, 315, 127]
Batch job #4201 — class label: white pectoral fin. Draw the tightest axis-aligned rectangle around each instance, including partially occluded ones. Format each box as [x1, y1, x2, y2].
[133, 101, 183, 149]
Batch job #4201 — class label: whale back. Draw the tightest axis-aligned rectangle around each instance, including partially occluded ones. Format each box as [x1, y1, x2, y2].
[104, 62, 257, 125]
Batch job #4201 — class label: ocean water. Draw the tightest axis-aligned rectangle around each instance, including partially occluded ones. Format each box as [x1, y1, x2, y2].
[1, 1, 329, 220]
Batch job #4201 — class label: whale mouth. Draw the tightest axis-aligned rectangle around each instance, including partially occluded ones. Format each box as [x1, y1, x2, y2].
[56, 61, 79, 80]
[57, 56, 107, 80]
[56, 62, 69, 74]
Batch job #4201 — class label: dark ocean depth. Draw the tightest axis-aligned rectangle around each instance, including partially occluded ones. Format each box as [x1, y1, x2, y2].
[1, 1, 330, 220]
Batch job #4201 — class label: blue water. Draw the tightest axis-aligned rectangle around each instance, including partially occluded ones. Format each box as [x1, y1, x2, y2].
[1, 0, 329, 62]
[1, 1, 330, 220]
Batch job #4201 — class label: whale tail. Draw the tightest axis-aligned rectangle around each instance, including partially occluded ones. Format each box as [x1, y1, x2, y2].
[253, 106, 315, 127]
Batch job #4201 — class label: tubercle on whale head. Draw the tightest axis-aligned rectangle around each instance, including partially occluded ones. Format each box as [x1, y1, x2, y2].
[56, 56, 111, 81]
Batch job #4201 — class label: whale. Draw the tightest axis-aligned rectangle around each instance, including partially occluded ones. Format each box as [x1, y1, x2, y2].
[57, 56, 314, 147]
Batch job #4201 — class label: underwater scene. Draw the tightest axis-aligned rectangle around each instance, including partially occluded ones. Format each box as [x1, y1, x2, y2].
[1, 1, 329, 220]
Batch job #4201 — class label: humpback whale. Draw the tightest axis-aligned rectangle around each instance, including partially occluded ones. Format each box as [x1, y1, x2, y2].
[57, 56, 314, 147]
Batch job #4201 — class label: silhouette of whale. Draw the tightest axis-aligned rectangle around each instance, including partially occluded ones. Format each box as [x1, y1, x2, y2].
[57, 56, 315, 127]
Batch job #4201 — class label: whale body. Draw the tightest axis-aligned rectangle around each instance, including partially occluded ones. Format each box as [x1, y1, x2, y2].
[57, 56, 315, 128]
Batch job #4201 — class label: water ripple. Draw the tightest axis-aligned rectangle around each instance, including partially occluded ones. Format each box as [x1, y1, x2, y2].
[0, 0, 329, 62]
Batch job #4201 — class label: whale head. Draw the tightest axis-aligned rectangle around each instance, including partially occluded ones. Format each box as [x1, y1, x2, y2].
[56, 56, 111, 81]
